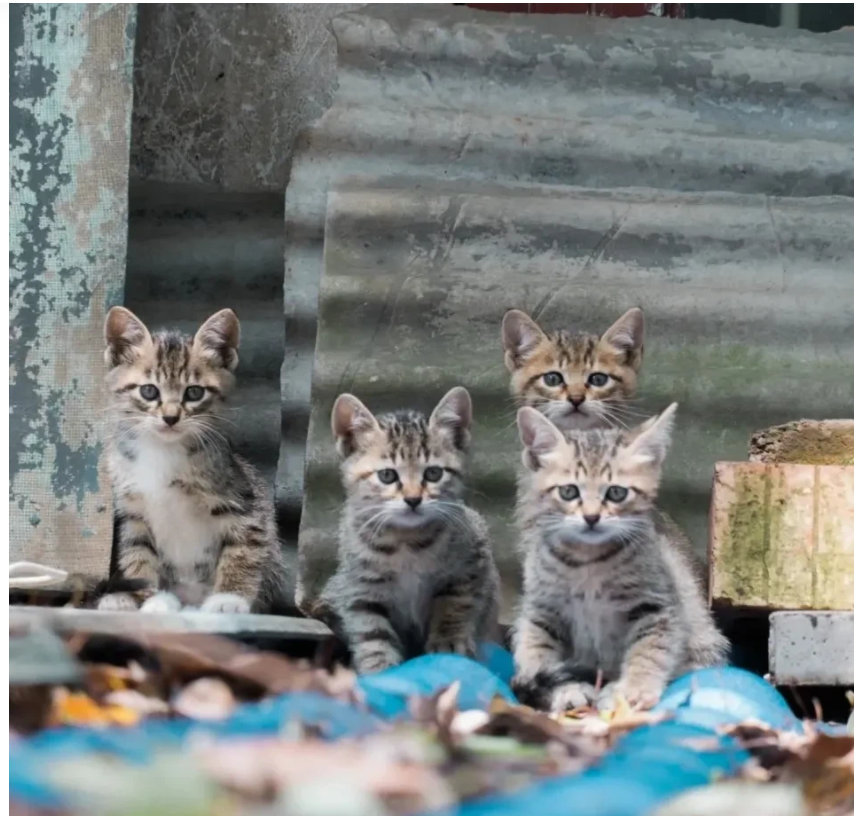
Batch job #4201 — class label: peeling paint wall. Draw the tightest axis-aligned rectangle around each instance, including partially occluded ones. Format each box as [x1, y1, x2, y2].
[10, 4, 136, 576]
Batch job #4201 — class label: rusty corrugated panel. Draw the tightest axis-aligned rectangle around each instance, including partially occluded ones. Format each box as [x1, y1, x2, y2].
[283, 5, 853, 608]
[298, 181, 853, 612]
[10, 4, 137, 577]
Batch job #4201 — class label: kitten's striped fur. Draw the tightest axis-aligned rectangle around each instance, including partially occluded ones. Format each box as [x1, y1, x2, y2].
[98, 307, 287, 614]
[511, 404, 727, 712]
[324, 388, 499, 674]
[502, 308, 644, 431]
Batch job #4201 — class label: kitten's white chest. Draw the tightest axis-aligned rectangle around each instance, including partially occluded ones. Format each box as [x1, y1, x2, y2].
[125, 441, 218, 580]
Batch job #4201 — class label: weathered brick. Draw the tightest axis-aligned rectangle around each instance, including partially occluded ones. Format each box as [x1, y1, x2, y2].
[710, 462, 854, 611]
[749, 419, 854, 465]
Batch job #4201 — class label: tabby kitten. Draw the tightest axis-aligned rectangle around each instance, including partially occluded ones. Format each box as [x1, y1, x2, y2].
[511, 404, 727, 712]
[323, 387, 500, 674]
[98, 307, 287, 614]
[502, 308, 644, 431]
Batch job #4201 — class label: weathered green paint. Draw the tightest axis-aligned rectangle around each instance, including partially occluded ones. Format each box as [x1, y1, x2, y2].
[10, 5, 136, 576]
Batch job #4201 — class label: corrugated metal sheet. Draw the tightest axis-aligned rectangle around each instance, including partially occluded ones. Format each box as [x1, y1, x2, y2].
[285, 5, 853, 610]
[299, 181, 853, 610]
[10, 4, 136, 577]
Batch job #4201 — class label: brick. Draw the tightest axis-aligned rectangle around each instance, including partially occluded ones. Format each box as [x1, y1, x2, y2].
[709, 462, 854, 611]
[749, 419, 854, 465]
[769, 611, 854, 685]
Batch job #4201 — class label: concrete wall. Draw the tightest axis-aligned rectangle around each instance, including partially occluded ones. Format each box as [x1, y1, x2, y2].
[131, 3, 362, 191]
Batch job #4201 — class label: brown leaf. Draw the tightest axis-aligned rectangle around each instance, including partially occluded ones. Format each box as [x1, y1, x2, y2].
[10, 685, 53, 735]
[477, 697, 603, 762]
[75, 631, 357, 702]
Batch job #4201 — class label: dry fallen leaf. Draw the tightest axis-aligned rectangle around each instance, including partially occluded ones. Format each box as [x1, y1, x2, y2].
[50, 688, 140, 728]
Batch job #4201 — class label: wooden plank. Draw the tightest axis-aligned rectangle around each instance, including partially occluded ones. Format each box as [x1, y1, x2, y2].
[10, 606, 332, 642]
[710, 462, 854, 611]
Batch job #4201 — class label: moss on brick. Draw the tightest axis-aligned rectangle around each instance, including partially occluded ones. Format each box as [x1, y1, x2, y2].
[715, 466, 773, 606]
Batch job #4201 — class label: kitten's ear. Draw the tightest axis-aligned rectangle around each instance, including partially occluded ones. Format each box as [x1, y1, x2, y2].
[193, 309, 240, 371]
[624, 403, 677, 467]
[104, 306, 153, 367]
[601, 307, 644, 365]
[331, 393, 381, 457]
[517, 407, 565, 470]
[502, 310, 547, 371]
[429, 386, 472, 450]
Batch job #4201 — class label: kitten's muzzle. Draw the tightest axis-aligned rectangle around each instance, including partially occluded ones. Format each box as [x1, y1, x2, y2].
[583, 513, 601, 529]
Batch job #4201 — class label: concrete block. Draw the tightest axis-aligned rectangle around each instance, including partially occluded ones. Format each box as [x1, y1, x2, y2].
[749, 419, 854, 465]
[710, 463, 854, 611]
[769, 611, 854, 686]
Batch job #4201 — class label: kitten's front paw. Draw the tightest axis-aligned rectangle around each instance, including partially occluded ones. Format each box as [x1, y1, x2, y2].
[426, 635, 476, 659]
[511, 674, 553, 710]
[97, 593, 139, 612]
[140, 592, 183, 614]
[598, 677, 663, 711]
[200, 593, 251, 614]
[550, 681, 597, 714]
[354, 651, 402, 675]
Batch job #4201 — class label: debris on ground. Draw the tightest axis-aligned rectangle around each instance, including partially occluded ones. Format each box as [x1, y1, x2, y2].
[9, 627, 854, 816]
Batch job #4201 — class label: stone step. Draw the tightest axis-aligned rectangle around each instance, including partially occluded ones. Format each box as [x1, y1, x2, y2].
[710, 462, 854, 612]
[296, 180, 853, 610]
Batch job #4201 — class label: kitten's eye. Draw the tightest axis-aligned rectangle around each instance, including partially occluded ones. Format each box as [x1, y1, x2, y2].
[423, 466, 444, 483]
[184, 385, 205, 402]
[557, 484, 580, 501]
[139, 384, 160, 401]
[377, 468, 399, 485]
[606, 485, 629, 503]
[587, 372, 609, 388]
[542, 371, 564, 387]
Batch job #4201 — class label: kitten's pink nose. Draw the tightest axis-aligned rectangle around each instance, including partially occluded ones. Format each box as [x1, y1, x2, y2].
[583, 513, 600, 529]
[568, 396, 585, 408]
